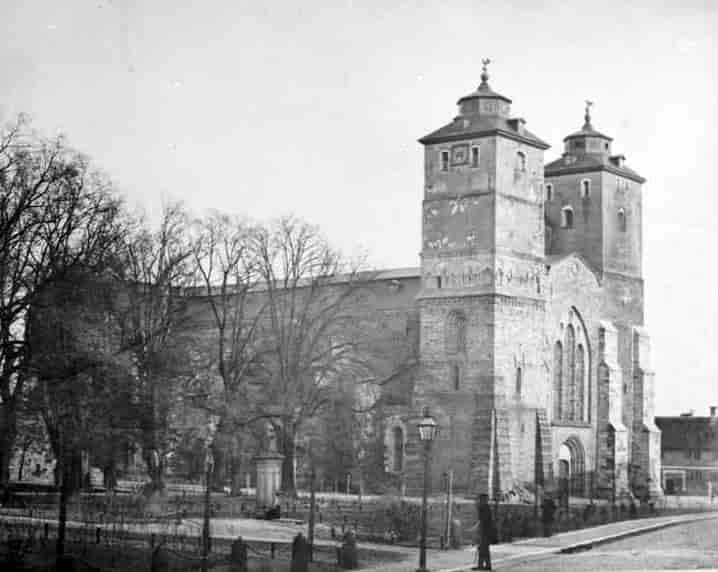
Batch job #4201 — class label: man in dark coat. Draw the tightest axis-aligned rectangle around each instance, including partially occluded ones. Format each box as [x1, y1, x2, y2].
[541, 494, 557, 537]
[472, 493, 493, 570]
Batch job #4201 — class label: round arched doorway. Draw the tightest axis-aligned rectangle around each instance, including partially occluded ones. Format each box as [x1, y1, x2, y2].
[557, 437, 586, 504]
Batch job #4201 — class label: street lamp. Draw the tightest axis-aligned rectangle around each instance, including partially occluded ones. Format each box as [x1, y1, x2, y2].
[417, 407, 438, 572]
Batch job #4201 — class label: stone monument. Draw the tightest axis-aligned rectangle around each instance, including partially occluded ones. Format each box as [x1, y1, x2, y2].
[254, 422, 284, 509]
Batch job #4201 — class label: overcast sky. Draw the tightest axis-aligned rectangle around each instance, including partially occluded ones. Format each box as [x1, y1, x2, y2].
[2, 0, 715, 416]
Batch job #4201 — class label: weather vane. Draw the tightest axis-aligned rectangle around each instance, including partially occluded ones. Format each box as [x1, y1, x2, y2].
[480, 58, 491, 86]
[584, 100, 594, 127]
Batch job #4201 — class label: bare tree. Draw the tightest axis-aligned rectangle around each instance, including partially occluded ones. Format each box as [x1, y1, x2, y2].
[0, 117, 124, 497]
[190, 211, 264, 492]
[114, 201, 195, 493]
[251, 216, 378, 493]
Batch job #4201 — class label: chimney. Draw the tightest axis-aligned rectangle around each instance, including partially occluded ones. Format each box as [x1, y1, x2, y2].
[710, 406, 716, 417]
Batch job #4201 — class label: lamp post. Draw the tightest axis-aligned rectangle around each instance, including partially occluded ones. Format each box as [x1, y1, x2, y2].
[417, 407, 438, 572]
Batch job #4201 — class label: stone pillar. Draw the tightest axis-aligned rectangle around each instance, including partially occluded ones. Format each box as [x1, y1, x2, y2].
[631, 327, 662, 498]
[597, 321, 629, 500]
[254, 453, 284, 509]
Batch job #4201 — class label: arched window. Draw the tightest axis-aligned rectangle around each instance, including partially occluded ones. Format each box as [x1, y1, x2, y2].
[471, 145, 480, 168]
[515, 366, 522, 397]
[581, 179, 591, 199]
[392, 427, 404, 472]
[576, 344, 585, 421]
[561, 206, 574, 229]
[553, 341, 563, 419]
[618, 208, 627, 232]
[446, 310, 467, 355]
[565, 325, 576, 421]
[516, 150, 527, 172]
[451, 364, 460, 390]
[545, 183, 553, 201]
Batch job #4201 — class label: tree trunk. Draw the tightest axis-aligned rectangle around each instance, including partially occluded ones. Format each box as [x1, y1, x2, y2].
[210, 439, 226, 490]
[56, 456, 69, 565]
[103, 461, 118, 492]
[0, 403, 17, 499]
[17, 444, 27, 481]
[280, 426, 296, 495]
[143, 448, 165, 494]
[230, 445, 243, 495]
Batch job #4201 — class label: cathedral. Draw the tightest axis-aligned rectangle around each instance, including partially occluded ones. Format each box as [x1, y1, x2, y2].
[378, 63, 662, 501]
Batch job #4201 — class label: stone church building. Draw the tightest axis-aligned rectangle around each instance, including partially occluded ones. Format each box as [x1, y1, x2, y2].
[374, 66, 662, 501]
[8, 68, 663, 503]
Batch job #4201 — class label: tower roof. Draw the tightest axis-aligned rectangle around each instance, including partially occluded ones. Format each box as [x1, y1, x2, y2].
[419, 59, 549, 149]
[563, 101, 612, 141]
[456, 58, 512, 105]
[546, 101, 645, 183]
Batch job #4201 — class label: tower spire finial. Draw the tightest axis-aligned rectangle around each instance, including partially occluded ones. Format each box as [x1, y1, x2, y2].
[584, 100, 594, 130]
[479, 58, 491, 89]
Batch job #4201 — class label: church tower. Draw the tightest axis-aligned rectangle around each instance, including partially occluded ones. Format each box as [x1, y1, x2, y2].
[414, 62, 551, 495]
[545, 105, 661, 498]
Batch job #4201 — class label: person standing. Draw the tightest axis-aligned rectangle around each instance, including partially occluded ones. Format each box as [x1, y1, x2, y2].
[541, 494, 557, 538]
[472, 493, 493, 571]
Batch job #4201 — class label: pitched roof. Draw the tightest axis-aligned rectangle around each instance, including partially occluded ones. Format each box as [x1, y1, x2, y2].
[419, 115, 550, 149]
[655, 416, 718, 450]
[544, 154, 646, 184]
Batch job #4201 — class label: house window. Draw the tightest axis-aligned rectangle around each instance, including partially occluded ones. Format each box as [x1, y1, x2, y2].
[471, 145, 480, 168]
[581, 179, 591, 199]
[545, 183, 553, 201]
[561, 206, 574, 229]
[618, 208, 627, 232]
[440, 150, 449, 172]
[451, 364, 460, 390]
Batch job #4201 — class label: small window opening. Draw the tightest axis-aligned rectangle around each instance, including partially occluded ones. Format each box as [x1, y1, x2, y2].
[451, 364, 460, 390]
[581, 179, 591, 199]
[515, 367, 522, 396]
[561, 206, 574, 229]
[437, 276, 442, 289]
[516, 150, 527, 172]
[618, 208, 627, 232]
[471, 145, 480, 168]
[392, 427, 404, 471]
[604, 142, 609, 151]
[440, 150, 449, 172]
[545, 183, 553, 201]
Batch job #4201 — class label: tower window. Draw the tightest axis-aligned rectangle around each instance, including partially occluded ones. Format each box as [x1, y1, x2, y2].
[581, 179, 591, 199]
[618, 208, 627, 232]
[515, 366, 522, 397]
[561, 206, 574, 229]
[440, 150, 449, 172]
[451, 364, 460, 390]
[516, 150, 527, 172]
[545, 183, 553, 201]
[471, 145, 480, 168]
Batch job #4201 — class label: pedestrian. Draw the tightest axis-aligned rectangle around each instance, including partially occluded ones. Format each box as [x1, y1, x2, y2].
[472, 493, 493, 571]
[541, 493, 557, 538]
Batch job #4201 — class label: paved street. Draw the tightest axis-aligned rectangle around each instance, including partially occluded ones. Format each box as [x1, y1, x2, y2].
[483, 517, 718, 572]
